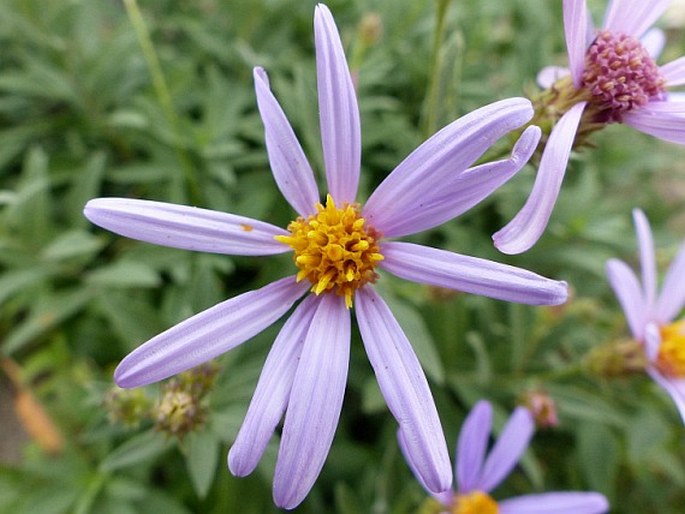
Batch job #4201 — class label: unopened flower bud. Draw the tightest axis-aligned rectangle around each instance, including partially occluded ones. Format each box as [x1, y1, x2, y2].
[358, 12, 383, 47]
[155, 389, 205, 438]
[584, 339, 647, 377]
[103, 386, 151, 428]
[521, 390, 559, 428]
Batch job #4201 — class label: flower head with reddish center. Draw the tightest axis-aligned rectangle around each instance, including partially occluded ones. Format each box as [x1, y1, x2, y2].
[606, 209, 685, 422]
[402, 401, 609, 514]
[84, 4, 568, 509]
[494, 0, 685, 255]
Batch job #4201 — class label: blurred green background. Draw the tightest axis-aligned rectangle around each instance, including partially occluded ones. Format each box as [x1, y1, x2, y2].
[1, 0, 685, 512]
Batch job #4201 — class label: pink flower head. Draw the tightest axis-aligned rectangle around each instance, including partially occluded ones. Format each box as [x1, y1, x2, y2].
[402, 401, 609, 513]
[84, 4, 567, 509]
[607, 209, 685, 422]
[495, 0, 685, 255]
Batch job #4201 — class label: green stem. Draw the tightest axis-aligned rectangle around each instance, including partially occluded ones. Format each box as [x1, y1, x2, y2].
[422, 0, 453, 138]
[123, 0, 201, 204]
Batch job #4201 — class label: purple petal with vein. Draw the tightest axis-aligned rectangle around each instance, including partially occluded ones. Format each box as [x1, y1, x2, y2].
[606, 259, 647, 340]
[273, 293, 350, 509]
[623, 102, 685, 145]
[376, 126, 540, 238]
[314, 4, 361, 205]
[656, 239, 685, 323]
[228, 295, 318, 477]
[602, 0, 670, 39]
[493, 100, 587, 254]
[661, 56, 685, 87]
[500, 492, 609, 514]
[633, 209, 657, 310]
[356, 287, 451, 493]
[564, 0, 589, 87]
[363, 98, 533, 237]
[642, 28, 666, 59]
[114, 276, 309, 387]
[397, 430, 454, 505]
[84, 198, 289, 256]
[647, 368, 685, 423]
[456, 400, 492, 493]
[254, 67, 320, 217]
[476, 407, 534, 493]
[380, 242, 568, 306]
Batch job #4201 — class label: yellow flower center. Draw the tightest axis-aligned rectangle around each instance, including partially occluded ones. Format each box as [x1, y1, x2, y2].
[657, 320, 685, 377]
[453, 491, 499, 514]
[275, 194, 383, 308]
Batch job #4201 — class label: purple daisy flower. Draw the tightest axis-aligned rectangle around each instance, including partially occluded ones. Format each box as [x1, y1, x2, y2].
[84, 4, 567, 509]
[494, 0, 685, 255]
[402, 400, 609, 514]
[606, 208, 685, 422]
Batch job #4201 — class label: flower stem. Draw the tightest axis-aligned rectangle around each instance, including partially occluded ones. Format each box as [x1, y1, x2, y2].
[422, 0, 453, 138]
[123, 0, 201, 204]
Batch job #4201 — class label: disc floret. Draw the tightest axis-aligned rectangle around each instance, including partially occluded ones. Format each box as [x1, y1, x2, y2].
[275, 194, 383, 308]
[453, 491, 499, 514]
[657, 320, 685, 378]
[581, 30, 666, 122]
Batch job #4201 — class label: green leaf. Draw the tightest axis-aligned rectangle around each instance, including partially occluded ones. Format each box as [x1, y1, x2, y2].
[65, 152, 107, 228]
[100, 430, 172, 472]
[578, 421, 619, 498]
[41, 229, 104, 262]
[185, 430, 220, 498]
[3, 288, 96, 354]
[95, 290, 164, 347]
[87, 260, 161, 289]
[0, 267, 52, 307]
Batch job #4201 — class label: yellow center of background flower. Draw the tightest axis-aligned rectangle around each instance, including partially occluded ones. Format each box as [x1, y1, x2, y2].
[275, 194, 383, 308]
[452, 491, 499, 514]
[657, 320, 685, 377]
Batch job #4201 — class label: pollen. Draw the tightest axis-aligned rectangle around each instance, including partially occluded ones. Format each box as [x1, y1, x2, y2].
[275, 194, 383, 308]
[581, 31, 666, 122]
[657, 320, 685, 377]
[452, 491, 499, 514]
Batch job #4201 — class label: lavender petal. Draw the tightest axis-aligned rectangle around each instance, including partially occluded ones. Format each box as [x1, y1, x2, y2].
[228, 295, 318, 477]
[606, 259, 647, 341]
[114, 276, 309, 387]
[602, 0, 670, 39]
[647, 368, 685, 424]
[397, 430, 455, 504]
[380, 241, 568, 306]
[493, 101, 587, 254]
[656, 238, 685, 323]
[642, 28, 666, 59]
[500, 492, 609, 514]
[564, 0, 589, 87]
[371, 126, 540, 238]
[84, 198, 291, 256]
[477, 407, 535, 493]
[356, 286, 452, 493]
[623, 102, 685, 145]
[314, 4, 361, 205]
[537, 66, 571, 89]
[254, 67, 320, 217]
[456, 400, 492, 493]
[363, 98, 533, 237]
[272, 293, 350, 509]
[661, 56, 685, 87]
[633, 209, 658, 311]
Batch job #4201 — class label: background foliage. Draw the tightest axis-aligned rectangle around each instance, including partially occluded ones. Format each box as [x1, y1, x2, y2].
[1, 0, 685, 512]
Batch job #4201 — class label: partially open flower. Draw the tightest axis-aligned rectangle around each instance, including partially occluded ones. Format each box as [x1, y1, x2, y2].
[606, 209, 685, 421]
[495, 0, 685, 255]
